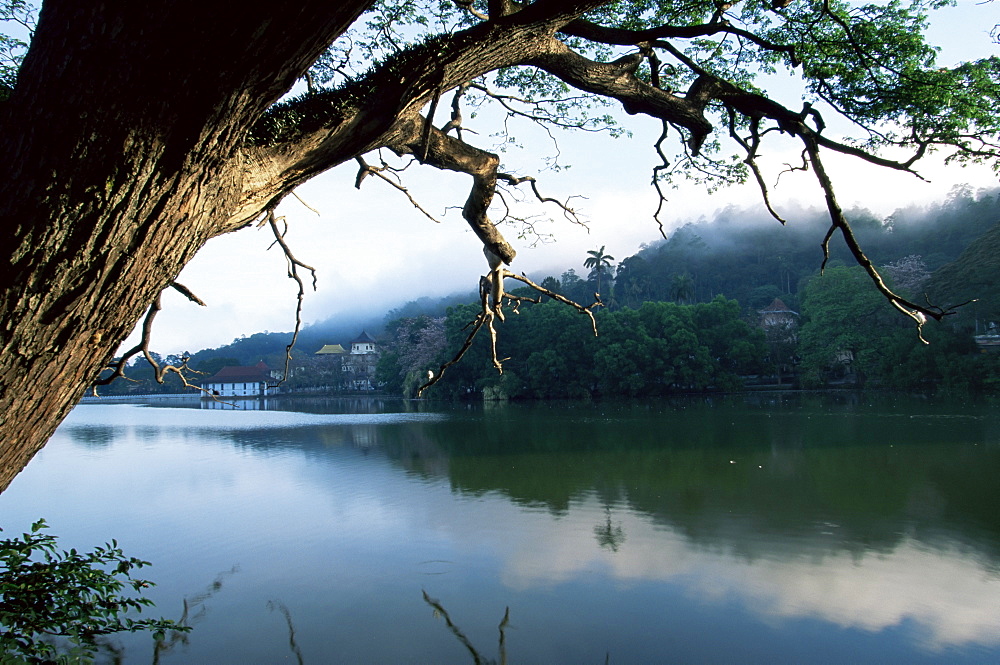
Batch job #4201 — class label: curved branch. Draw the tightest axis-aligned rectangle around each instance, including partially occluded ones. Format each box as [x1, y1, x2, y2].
[468, 81, 618, 133]
[170, 281, 208, 307]
[386, 115, 517, 264]
[727, 108, 786, 225]
[266, 210, 318, 383]
[650, 120, 673, 238]
[802, 130, 944, 338]
[496, 172, 582, 225]
[93, 287, 211, 397]
[527, 41, 715, 153]
[354, 155, 444, 223]
[559, 18, 799, 66]
[229, 1, 612, 233]
[416, 266, 601, 396]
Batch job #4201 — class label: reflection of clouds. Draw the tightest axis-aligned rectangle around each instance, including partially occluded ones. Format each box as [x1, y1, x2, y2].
[67, 403, 446, 432]
[492, 496, 1000, 651]
[751, 546, 1000, 648]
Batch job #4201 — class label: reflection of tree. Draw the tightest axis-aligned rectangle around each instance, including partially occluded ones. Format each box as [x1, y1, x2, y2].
[267, 600, 305, 665]
[423, 590, 508, 665]
[66, 425, 120, 448]
[153, 566, 239, 664]
[594, 507, 626, 553]
[430, 396, 1000, 563]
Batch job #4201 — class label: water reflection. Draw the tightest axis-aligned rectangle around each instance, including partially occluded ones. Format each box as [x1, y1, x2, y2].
[264, 601, 305, 665]
[200, 398, 270, 410]
[423, 591, 510, 665]
[65, 425, 122, 448]
[153, 567, 240, 664]
[491, 492, 1000, 652]
[594, 507, 626, 553]
[376, 397, 1000, 654]
[6, 395, 1000, 662]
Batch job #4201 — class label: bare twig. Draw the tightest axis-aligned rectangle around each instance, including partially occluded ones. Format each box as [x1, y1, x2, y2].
[170, 281, 207, 306]
[416, 263, 601, 396]
[355, 156, 444, 223]
[416, 283, 492, 397]
[291, 190, 321, 216]
[496, 172, 584, 225]
[503, 270, 601, 335]
[267, 209, 318, 384]
[727, 108, 787, 225]
[651, 120, 672, 238]
[92, 286, 216, 399]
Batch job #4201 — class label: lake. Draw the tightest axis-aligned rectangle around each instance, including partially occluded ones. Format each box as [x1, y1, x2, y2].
[1, 394, 999, 663]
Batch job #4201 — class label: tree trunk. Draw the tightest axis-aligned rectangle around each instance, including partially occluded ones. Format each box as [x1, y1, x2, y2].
[0, 0, 371, 491]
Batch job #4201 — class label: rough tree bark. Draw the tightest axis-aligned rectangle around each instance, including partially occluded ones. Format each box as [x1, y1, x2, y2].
[0, 0, 374, 489]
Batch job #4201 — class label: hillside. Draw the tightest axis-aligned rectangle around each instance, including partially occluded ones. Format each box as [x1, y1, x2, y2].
[926, 220, 1000, 328]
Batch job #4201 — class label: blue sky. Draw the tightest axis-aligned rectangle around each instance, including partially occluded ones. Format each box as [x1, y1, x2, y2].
[135, 0, 999, 354]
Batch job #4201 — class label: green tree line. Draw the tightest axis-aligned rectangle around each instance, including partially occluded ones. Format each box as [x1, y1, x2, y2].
[379, 297, 769, 399]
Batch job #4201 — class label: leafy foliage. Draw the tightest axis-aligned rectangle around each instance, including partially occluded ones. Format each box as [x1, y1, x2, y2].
[926, 212, 1000, 327]
[419, 296, 766, 399]
[377, 188, 1000, 399]
[795, 263, 1000, 391]
[797, 265, 902, 386]
[0, 520, 186, 662]
[0, 0, 32, 98]
[376, 315, 448, 396]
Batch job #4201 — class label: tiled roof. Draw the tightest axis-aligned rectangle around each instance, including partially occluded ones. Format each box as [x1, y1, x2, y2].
[352, 331, 377, 344]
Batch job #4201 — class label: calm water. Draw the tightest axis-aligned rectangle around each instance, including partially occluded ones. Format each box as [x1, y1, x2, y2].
[1, 394, 999, 663]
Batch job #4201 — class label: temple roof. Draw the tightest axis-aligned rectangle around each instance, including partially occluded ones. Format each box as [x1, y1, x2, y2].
[759, 298, 798, 316]
[315, 344, 347, 355]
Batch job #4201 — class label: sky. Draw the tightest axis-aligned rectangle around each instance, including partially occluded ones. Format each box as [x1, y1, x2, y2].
[136, 0, 1000, 355]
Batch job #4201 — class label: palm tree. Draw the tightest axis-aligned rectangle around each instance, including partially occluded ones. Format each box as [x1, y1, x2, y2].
[583, 245, 615, 295]
[670, 272, 695, 304]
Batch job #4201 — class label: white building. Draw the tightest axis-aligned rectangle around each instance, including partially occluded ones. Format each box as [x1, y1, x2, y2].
[201, 362, 278, 398]
[344, 332, 379, 390]
[350, 331, 377, 354]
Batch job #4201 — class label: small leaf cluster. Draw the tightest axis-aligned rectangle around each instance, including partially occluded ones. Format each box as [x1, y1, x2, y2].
[0, 519, 186, 663]
[249, 89, 351, 145]
[0, 0, 36, 99]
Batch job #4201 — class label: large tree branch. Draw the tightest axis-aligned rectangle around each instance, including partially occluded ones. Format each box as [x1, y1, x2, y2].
[527, 41, 716, 152]
[0, 0, 382, 490]
[559, 18, 800, 65]
[386, 116, 517, 264]
[225, 0, 616, 233]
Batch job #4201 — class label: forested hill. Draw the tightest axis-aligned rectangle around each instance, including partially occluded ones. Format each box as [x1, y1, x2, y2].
[926, 220, 1000, 329]
[544, 187, 1000, 316]
[182, 292, 476, 372]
